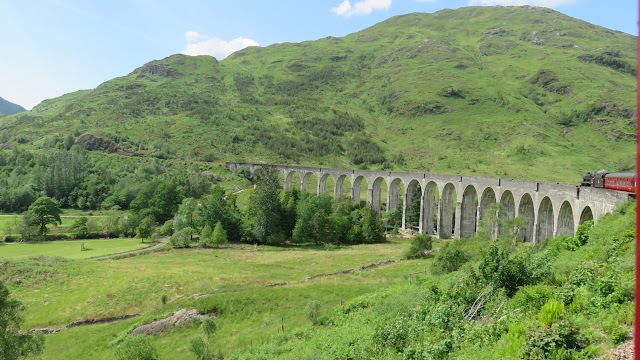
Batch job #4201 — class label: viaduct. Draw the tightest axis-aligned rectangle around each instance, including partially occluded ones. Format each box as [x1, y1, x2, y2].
[226, 163, 630, 242]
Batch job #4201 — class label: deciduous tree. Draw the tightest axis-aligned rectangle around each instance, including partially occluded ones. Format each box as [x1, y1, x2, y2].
[251, 166, 282, 243]
[27, 196, 62, 236]
[0, 281, 45, 359]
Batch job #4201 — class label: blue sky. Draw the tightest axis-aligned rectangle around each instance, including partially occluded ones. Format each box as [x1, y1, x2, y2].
[1, 0, 636, 109]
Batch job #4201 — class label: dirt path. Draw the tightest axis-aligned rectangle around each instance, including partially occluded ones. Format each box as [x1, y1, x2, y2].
[89, 238, 170, 261]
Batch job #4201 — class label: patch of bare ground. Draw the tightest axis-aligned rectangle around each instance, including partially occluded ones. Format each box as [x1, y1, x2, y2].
[609, 338, 633, 360]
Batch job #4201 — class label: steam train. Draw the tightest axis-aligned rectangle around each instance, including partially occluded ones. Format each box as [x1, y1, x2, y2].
[581, 172, 636, 193]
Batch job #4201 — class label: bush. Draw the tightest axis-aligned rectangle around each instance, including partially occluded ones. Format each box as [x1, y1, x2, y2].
[431, 240, 470, 275]
[373, 316, 409, 353]
[304, 300, 321, 325]
[170, 227, 195, 248]
[566, 220, 593, 250]
[521, 319, 586, 359]
[478, 245, 549, 297]
[115, 335, 158, 360]
[404, 234, 433, 259]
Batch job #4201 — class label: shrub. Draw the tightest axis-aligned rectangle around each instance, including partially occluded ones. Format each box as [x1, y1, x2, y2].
[431, 240, 470, 274]
[478, 245, 549, 297]
[591, 270, 633, 308]
[566, 220, 593, 250]
[404, 234, 433, 259]
[373, 316, 409, 353]
[170, 227, 195, 248]
[304, 300, 321, 325]
[115, 335, 158, 360]
[521, 319, 585, 359]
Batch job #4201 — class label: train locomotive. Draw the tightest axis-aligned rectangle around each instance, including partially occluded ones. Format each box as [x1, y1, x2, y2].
[581, 171, 636, 193]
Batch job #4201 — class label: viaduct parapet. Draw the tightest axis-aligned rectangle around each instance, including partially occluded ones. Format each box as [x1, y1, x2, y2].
[226, 163, 630, 242]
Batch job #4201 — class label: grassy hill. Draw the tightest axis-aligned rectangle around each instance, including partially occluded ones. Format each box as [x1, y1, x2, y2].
[0, 6, 636, 183]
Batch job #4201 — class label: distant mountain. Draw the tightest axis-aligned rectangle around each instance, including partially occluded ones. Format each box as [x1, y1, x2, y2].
[0, 6, 636, 182]
[0, 97, 25, 116]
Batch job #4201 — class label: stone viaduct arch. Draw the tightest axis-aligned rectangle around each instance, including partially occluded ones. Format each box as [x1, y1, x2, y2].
[225, 163, 630, 242]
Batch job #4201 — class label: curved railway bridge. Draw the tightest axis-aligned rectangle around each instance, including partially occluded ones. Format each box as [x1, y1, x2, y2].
[226, 163, 630, 242]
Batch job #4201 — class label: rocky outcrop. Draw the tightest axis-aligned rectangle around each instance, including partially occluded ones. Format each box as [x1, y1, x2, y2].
[132, 309, 214, 335]
[75, 133, 120, 153]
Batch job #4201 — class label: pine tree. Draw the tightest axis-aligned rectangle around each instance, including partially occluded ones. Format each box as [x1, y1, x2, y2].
[212, 221, 228, 248]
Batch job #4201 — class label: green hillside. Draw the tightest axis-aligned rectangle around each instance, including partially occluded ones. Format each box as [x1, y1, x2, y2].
[0, 6, 636, 182]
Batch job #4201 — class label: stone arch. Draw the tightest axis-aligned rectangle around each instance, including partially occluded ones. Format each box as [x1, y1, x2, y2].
[439, 183, 456, 239]
[387, 178, 404, 212]
[498, 190, 516, 237]
[423, 182, 439, 235]
[537, 196, 554, 242]
[301, 172, 318, 193]
[579, 206, 594, 224]
[335, 174, 350, 200]
[518, 193, 535, 242]
[319, 173, 334, 196]
[352, 176, 368, 206]
[478, 187, 497, 238]
[372, 177, 388, 211]
[460, 185, 478, 239]
[285, 171, 301, 190]
[556, 201, 574, 236]
[404, 180, 422, 230]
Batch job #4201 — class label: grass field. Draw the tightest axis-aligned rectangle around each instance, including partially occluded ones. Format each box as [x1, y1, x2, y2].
[0, 238, 152, 260]
[1, 201, 634, 359]
[2, 237, 420, 359]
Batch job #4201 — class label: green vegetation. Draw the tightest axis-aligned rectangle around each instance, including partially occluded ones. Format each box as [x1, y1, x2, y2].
[0, 6, 635, 359]
[0, 200, 634, 358]
[0, 281, 44, 359]
[0, 6, 634, 185]
[0, 239, 151, 260]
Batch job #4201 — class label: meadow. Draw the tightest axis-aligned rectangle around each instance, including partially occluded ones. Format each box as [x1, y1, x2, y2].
[0, 199, 635, 359]
[3, 237, 421, 359]
[0, 238, 151, 260]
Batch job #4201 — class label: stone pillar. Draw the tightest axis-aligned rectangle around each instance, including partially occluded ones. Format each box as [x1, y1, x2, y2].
[352, 180, 361, 205]
[367, 187, 374, 208]
[454, 201, 462, 239]
[418, 196, 425, 234]
[334, 179, 342, 201]
[401, 192, 408, 230]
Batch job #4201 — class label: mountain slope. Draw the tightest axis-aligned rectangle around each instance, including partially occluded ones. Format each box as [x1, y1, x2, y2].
[0, 97, 25, 116]
[0, 6, 636, 182]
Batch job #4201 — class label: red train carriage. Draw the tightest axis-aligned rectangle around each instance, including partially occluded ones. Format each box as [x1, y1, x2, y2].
[603, 172, 636, 193]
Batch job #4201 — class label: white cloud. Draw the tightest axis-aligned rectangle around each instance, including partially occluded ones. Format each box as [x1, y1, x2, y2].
[468, 0, 575, 7]
[332, 0, 393, 17]
[184, 31, 207, 42]
[181, 37, 260, 59]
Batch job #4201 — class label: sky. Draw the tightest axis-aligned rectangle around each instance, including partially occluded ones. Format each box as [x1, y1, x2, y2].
[0, 0, 637, 110]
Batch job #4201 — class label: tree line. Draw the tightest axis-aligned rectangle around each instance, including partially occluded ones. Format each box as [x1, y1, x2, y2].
[13, 165, 387, 246]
